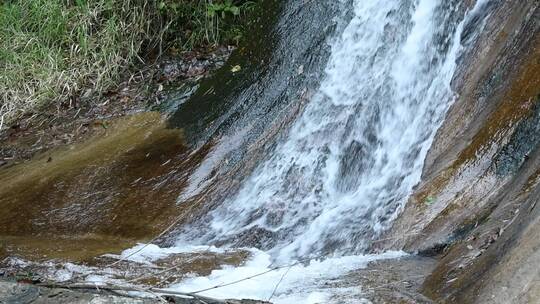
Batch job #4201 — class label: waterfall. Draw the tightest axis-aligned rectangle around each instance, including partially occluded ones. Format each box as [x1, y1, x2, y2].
[129, 0, 493, 302]
[175, 0, 486, 260]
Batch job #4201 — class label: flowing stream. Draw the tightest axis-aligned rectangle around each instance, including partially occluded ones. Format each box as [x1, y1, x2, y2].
[121, 0, 492, 302]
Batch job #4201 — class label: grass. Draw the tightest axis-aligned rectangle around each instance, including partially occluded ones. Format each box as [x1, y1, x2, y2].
[0, 0, 255, 130]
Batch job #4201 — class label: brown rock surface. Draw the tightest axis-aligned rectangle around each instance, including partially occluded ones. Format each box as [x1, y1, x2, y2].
[380, 1, 540, 303]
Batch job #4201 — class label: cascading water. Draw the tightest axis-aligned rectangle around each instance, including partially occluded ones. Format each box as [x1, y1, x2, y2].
[122, 0, 493, 302]
[176, 0, 487, 257]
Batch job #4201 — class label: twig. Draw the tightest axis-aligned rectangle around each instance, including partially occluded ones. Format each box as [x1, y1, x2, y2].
[36, 282, 226, 303]
[127, 246, 213, 284]
[105, 214, 185, 267]
[187, 243, 409, 296]
[189, 267, 283, 295]
[268, 264, 292, 301]
[0, 112, 5, 131]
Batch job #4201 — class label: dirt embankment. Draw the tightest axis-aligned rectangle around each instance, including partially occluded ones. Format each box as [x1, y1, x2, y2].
[381, 0, 540, 303]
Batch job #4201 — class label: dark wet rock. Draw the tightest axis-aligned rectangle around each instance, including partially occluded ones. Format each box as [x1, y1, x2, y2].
[459, 0, 497, 45]
[494, 97, 540, 175]
[168, 0, 343, 146]
[417, 243, 450, 258]
[160, 0, 349, 241]
[224, 227, 278, 250]
[159, 47, 232, 81]
[337, 140, 370, 192]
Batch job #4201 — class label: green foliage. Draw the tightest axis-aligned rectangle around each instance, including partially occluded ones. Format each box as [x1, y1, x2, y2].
[158, 0, 256, 48]
[207, 0, 241, 18]
[0, 0, 256, 129]
[424, 196, 436, 206]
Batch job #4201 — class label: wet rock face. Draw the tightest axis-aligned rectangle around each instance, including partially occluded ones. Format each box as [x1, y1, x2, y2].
[337, 140, 371, 192]
[162, 0, 348, 237]
[168, 1, 344, 146]
[494, 97, 540, 175]
[382, 0, 540, 303]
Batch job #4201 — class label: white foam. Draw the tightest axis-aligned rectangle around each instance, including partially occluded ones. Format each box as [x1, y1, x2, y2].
[166, 249, 406, 303]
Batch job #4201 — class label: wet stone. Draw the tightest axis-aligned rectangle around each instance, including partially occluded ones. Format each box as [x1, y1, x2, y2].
[494, 97, 540, 176]
[0, 281, 272, 304]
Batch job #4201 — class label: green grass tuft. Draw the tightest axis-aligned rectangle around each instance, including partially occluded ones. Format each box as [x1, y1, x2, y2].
[0, 0, 255, 129]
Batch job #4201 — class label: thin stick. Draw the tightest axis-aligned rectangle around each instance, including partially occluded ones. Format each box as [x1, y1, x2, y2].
[36, 282, 225, 303]
[105, 210, 189, 268]
[268, 264, 292, 301]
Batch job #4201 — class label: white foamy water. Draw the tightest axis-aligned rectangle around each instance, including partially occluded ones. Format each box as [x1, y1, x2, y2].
[109, 0, 493, 302]
[166, 249, 406, 303]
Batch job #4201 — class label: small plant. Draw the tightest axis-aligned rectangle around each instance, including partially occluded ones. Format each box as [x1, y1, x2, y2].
[207, 0, 241, 18]
[425, 196, 436, 206]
